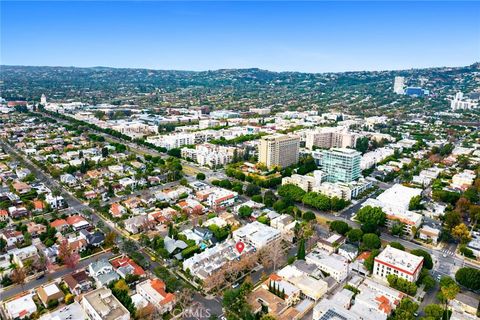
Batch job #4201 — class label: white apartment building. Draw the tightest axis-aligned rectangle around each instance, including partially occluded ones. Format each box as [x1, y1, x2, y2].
[111, 121, 157, 139]
[412, 167, 442, 186]
[373, 245, 423, 283]
[136, 279, 175, 314]
[81, 288, 130, 320]
[360, 147, 395, 170]
[181, 143, 239, 168]
[450, 92, 478, 111]
[305, 127, 359, 150]
[183, 238, 250, 280]
[146, 133, 195, 150]
[204, 188, 238, 208]
[5, 293, 37, 320]
[393, 76, 405, 94]
[232, 221, 281, 249]
[249, 107, 271, 115]
[376, 183, 422, 210]
[277, 264, 329, 301]
[362, 184, 423, 236]
[305, 249, 349, 282]
[259, 134, 300, 168]
[315, 182, 352, 200]
[199, 119, 222, 129]
[312, 178, 373, 201]
[451, 170, 476, 190]
[281, 170, 323, 192]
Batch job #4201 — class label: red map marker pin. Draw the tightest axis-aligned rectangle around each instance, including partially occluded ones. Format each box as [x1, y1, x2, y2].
[236, 241, 245, 254]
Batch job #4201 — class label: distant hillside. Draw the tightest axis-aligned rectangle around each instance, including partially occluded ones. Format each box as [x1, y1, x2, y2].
[0, 63, 478, 115]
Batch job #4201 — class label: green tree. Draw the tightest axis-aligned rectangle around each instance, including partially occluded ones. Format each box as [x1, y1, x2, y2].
[167, 148, 181, 158]
[196, 172, 206, 180]
[101, 147, 109, 158]
[387, 274, 418, 296]
[408, 195, 423, 210]
[363, 249, 380, 272]
[423, 304, 444, 320]
[455, 267, 480, 291]
[302, 211, 316, 222]
[355, 205, 386, 230]
[251, 194, 263, 203]
[390, 298, 419, 320]
[297, 238, 306, 260]
[410, 249, 433, 270]
[0, 238, 6, 252]
[278, 184, 306, 202]
[422, 274, 436, 291]
[389, 241, 405, 251]
[362, 233, 381, 250]
[346, 228, 363, 243]
[329, 221, 350, 235]
[390, 220, 405, 237]
[263, 190, 277, 207]
[238, 206, 253, 218]
[245, 183, 261, 197]
[355, 137, 369, 154]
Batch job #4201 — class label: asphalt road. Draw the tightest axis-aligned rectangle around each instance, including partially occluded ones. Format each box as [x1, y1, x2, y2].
[0, 251, 114, 301]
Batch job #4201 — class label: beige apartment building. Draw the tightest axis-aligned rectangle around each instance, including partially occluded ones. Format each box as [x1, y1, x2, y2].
[259, 134, 300, 168]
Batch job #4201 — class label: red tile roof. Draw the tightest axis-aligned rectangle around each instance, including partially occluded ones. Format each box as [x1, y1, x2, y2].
[66, 215, 86, 225]
[150, 279, 175, 305]
[50, 219, 68, 228]
[375, 295, 392, 314]
[111, 256, 146, 276]
[33, 200, 45, 210]
[356, 251, 371, 262]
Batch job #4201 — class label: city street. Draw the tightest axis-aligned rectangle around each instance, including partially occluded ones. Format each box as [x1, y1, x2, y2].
[0, 251, 114, 301]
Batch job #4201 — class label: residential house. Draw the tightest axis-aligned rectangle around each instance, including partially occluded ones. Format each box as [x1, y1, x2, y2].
[50, 219, 68, 231]
[37, 283, 65, 307]
[0, 229, 24, 247]
[63, 270, 92, 295]
[45, 194, 65, 209]
[111, 255, 146, 279]
[136, 278, 176, 314]
[32, 200, 45, 213]
[124, 215, 148, 234]
[88, 259, 119, 287]
[110, 203, 126, 218]
[66, 215, 90, 231]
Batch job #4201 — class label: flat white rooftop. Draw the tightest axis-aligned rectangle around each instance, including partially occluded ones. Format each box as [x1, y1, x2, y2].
[375, 245, 423, 275]
[376, 184, 422, 210]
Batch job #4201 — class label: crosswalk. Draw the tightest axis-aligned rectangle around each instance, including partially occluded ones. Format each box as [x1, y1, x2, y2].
[441, 248, 455, 256]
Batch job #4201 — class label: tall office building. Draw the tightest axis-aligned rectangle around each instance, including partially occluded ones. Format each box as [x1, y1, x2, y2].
[259, 134, 300, 168]
[314, 148, 361, 183]
[393, 76, 405, 94]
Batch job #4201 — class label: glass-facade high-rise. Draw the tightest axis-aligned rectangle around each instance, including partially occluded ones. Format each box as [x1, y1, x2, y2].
[316, 148, 361, 183]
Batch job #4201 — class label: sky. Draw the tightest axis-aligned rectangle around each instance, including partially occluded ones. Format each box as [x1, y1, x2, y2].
[1, 1, 479, 73]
